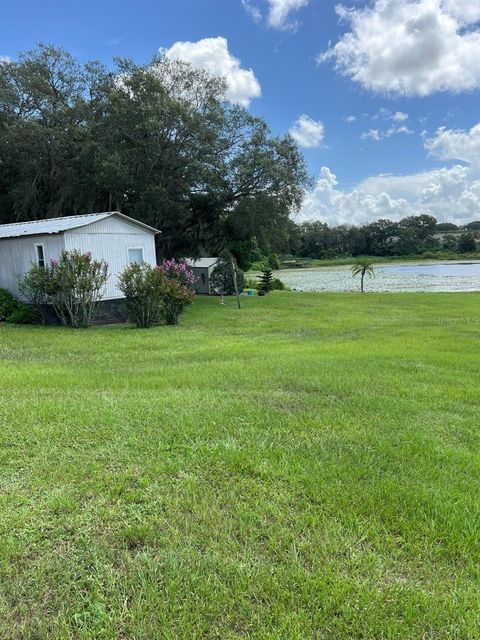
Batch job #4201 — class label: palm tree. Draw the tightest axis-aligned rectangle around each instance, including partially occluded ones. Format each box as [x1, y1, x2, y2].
[351, 259, 375, 293]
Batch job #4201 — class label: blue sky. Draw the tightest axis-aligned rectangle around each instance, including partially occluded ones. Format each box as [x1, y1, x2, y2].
[3, 0, 480, 225]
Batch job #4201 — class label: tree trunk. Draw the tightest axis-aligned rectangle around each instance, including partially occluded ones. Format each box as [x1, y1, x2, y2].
[361, 272, 365, 293]
[230, 255, 241, 309]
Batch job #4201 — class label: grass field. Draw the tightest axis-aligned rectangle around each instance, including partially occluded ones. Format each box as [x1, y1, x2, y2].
[1, 292, 480, 639]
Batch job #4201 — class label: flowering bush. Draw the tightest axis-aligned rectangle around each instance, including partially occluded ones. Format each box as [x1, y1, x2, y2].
[19, 251, 108, 328]
[118, 259, 195, 328]
[160, 259, 196, 325]
[118, 263, 165, 328]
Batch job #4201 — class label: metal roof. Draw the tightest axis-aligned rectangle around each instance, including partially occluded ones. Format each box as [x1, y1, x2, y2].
[185, 257, 219, 268]
[0, 212, 160, 239]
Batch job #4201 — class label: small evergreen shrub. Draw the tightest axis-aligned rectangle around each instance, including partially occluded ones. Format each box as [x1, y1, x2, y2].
[258, 268, 274, 292]
[6, 303, 40, 324]
[0, 288, 18, 321]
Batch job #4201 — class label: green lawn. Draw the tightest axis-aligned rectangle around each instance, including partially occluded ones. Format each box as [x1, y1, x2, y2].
[1, 292, 480, 639]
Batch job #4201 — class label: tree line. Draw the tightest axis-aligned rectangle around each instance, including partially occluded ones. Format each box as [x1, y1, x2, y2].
[289, 215, 480, 259]
[0, 44, 309, 268]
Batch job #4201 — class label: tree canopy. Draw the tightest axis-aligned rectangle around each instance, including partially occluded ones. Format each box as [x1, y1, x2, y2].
[0, 45, 310, 268]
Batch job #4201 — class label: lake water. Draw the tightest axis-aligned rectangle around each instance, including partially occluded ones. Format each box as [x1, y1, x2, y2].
[277, 261, 480, 293]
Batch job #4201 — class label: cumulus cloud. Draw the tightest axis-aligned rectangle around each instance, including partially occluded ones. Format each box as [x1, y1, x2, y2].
[319, 0, 480, 96]
[425, 123, 480, 165]
[164, 37, 261, 107]
[345, 115, 357, 123]
[298, 164, 480, 225]
[262, 0, 310, 29]
[361, 125, 413, 140]
[289, 115, 325, 148]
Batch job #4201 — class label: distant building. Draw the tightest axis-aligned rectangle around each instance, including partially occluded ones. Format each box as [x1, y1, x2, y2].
[0, 211, 160, 321]
[185, 257, 219, 294]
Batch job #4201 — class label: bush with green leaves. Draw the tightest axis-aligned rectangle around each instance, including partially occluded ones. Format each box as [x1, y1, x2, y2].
[272, 277, 286, 291]
[118, 263, 166, 328]
[6, 303, 40, 325]
[47, 251, 108, 328]
[211, 258, 245, 295]
[17, 264, 51, 324]
[119, 260, 195, 328]
[0, 288, 18, 321]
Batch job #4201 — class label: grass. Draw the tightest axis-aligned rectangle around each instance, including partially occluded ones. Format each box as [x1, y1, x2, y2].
[1, 291, 480, 639]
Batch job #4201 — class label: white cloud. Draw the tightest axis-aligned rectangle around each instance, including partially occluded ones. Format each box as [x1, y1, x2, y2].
[298, 164, 480, 225]
[441, 0, 480, 23]
[0, 55, 11, 63]
[345, 115, 357, 123]
[241, 0, 262, 24]
[425, 123, 480, 165]
[319, 0, 480, 96]
[361, 129, 381, 141]
[361, 125, 413, 141]
[266, 0, 310, 30]
[391, 111, 409, 122]
[289, 115, 325, 148]
[164, 37, 261, 107]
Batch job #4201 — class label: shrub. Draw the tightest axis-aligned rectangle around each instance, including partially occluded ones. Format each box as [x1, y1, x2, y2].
[271, 277, 286, 290]
[211, 258, 245, 295]
[244, 277, 258, 290]
[17, 264, 51, 324]
[118, 263, 165, 328]
[0, 288, 18, 321]
[48, 251, 109, 328]
[6, 303, 40, 324]
[161, 259, 196, 325]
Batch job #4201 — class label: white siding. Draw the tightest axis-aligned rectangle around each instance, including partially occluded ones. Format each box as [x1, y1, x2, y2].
[0, 234, 65, 298]
[64, 216, 157, 299]
[0, 214, 157, 301]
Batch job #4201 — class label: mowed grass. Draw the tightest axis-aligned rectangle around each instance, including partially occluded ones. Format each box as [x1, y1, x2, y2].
[1, 292, 480, 639]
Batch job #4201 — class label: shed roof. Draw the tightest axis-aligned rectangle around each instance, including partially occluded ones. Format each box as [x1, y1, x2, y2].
[0, 212, 160, 240]
[185, 257, 219, 268]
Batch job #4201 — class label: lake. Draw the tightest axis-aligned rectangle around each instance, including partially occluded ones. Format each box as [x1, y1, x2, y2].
[277, 261, 480, 293]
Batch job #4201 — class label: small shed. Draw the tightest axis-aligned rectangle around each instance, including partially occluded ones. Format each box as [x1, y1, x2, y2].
[185, 257, 219, 294]
[0, 211, 160, 321]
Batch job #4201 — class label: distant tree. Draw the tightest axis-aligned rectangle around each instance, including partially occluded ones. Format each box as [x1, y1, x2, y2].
[465, 221, 480, 231]
[351, 259, 375, 293]
[436, 222, 459, 232]
[442, 236, 457, 252]
[457, 233, 477, 253]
